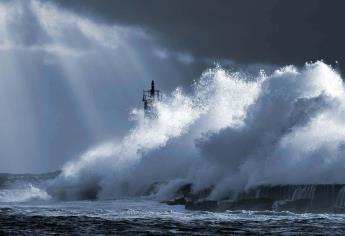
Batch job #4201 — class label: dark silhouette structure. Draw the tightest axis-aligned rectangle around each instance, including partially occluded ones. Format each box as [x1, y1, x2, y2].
[142, 80, 161, 118]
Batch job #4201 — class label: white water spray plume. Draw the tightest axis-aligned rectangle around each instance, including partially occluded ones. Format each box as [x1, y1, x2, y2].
[1, 0, 344, 202]
[48, 61, 345, 201]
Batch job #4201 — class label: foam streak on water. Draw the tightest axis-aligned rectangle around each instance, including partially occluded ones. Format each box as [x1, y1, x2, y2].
[1, 199, 345, 235]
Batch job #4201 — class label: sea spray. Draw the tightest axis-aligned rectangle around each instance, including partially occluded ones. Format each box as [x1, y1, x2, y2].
[193, 62, 345, 199]
[0, 173, 56, 203]
[0, 184, 50, 202]
[48, 88, 206, 199]
[48, 66, 259, 200]
[49, 61, 345, 201]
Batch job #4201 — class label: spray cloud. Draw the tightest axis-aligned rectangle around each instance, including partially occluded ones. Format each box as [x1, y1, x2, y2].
[3, 0, 344, 201]
[48, 61, 345, 201]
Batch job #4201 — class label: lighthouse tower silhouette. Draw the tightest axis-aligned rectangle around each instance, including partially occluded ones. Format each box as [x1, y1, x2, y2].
[142, 80, 161, 118]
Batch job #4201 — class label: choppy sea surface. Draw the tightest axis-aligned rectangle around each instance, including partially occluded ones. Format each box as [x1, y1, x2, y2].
[2, 199, 345, 235]
[1, 173, 345, 235]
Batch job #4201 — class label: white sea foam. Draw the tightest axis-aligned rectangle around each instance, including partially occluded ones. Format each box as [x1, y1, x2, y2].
[0, 184, 50, 202]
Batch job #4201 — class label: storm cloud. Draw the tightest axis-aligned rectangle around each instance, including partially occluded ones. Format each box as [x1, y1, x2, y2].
[51, 0, 345, 72]
[1, 0, 345, 177]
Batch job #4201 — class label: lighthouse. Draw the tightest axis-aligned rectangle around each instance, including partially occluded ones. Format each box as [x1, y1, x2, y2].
[142, 80, 161, 118]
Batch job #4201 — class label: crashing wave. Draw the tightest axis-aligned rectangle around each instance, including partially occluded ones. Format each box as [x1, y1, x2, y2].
[0, 183, 50, 202]
[48, 61, 345, 203]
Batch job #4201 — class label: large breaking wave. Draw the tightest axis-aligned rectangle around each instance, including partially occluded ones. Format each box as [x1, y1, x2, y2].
[48, 61, 345, 200]
[0, 172, 57, 202]
[1, 0, 345, 202]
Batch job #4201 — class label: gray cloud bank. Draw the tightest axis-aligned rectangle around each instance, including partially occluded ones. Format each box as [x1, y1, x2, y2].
[51, 0, 345, 72]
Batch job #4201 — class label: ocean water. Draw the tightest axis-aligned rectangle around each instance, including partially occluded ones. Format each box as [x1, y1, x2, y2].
[2, 199, 345, 235]
[0, 173, 345, 235]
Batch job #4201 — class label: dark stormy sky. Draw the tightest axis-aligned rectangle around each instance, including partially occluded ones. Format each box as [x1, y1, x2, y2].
[53, 0, 345, 71]
[1, 0, 345, 173]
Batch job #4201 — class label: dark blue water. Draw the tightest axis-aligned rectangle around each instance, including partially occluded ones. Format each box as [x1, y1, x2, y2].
[1, 173, 345, 235]
[2, 199, 345, 235]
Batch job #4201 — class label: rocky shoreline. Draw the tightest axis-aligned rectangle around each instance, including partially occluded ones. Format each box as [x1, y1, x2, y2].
[163, 184, 345, 213]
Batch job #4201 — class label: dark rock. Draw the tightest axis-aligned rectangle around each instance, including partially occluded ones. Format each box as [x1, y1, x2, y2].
[173, 183, 213, 201]
[310, 185, 341, 212]
[176, 184, 192, 196]
[229, 198, 274, 211]
[273, 199, 311, 213]
[185, 200, 218, 211]
[165, 198, 187, 205]
[164, 183, 345, 213]
[217, 200, 235, 212]
[332, 206, 345, 213]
